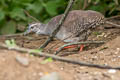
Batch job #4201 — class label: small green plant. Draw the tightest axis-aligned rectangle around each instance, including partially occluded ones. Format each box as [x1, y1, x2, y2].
[29, 49, 43, 56]
[99, 46, 108, 51]
[5, 39, 17, 48]
[29, 49, 53, 64]
[41, 57, 53, 64]
[92, 31, 101, 36]
[30, 49, 43, 53]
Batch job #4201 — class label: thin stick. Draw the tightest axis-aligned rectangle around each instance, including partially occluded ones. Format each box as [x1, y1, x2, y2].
[106, 15, 120, 20]
[39, 0, 75, 49]
[106, 21, 120, 28]
[24, 10, 40, 22]
[0, 42, 120, 70]
[0, 33, 24, 37]
[82, 0, 88, 10]
[54, 41, 105, 55]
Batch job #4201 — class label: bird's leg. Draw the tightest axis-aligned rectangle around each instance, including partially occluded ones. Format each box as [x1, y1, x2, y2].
[55, 30, 90, 51]
[62, 44, 78, 49]
[79, 30, 91, 52]
[55, 37, 80, 51]
[63, 44, 84, 51]
[79, 45, 84, 51]
[55, 44, 78, 51]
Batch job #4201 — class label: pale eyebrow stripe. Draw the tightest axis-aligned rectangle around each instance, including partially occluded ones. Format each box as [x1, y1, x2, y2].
[29, 23, 40, 27]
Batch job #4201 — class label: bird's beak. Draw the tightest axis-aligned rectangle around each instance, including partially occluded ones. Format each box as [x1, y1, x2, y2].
[23, 29, 31, 36]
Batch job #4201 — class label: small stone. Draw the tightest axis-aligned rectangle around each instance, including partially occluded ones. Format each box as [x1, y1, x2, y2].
[60, 67, 64, 70]
[115, 52, 118, 54]
[40, 72, 61, 80]
[16, 55, 29, 66]
[79, 67, 86, 69]
[116, 48, 120, 51]
[38, 72, 44, 76]
[99, 51, 104, 54]
[108, 69, 116, 73]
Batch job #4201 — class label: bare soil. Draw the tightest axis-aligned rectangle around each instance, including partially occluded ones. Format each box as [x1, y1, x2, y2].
[0, 17, 120, 80]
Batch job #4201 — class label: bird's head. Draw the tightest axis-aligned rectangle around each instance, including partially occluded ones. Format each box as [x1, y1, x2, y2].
[24, 23, 45, 35]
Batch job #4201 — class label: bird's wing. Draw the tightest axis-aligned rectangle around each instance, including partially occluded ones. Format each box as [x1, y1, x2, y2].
[47, 10, 104, 36]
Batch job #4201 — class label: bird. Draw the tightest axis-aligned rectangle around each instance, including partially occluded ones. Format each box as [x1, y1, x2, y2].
[24, 10, 105, 51]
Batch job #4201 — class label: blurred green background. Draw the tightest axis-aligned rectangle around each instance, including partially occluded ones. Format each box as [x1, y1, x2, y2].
[0, 0, 120, 35]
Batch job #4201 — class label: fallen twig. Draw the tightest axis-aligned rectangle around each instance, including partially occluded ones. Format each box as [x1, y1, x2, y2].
[0, 33, 24, 37]
[106, 15, 120, 20]
[0, 42, 120, 70]
[39, 0, 75, 49]
[105, 21, 120, 28]
[54, 41, 105, 55]
[105, 15, 120, 29]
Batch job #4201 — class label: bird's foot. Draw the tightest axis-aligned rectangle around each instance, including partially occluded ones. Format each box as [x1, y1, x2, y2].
[79, 45, 84, 52]
[62, 45, 78, 49]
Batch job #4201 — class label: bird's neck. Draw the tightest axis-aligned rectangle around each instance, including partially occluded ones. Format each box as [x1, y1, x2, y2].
[41, 23, 53, 35]
[36, 23, 50, 35]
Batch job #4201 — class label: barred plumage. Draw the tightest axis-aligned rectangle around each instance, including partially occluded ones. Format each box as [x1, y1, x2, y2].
[24, 10, 105, 42]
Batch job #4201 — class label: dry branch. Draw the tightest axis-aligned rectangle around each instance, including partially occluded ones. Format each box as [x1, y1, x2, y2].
[82, 0, 88, 10]
[106, 15, 120, 20]
[24, 10, 40, 22]
[39, 0, 75, 49]
[105, 21, 120, 28]
[0, 42, 120, 70]
[0, 33, 23, 37]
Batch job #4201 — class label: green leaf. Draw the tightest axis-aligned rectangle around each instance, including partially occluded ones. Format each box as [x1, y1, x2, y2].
[11, 39, 16, 46]
[0, 10, 5, 21]
[13, 0, 33, 5]
[5, 39, 17, 48]
[26, 2, 43, 14]
[29, 49, 43, 53]
[29, 49, 43, 56]
[99, 46, 108, 51]
[5, 40, 12, 47]
[9, 7, 27, 20]
[19, 0, 33, 3]
[92, 31, 101, 36]
[41, 57, 53, 64]
[108, 2, 115, 8]
[0, 20, 16, 34]
[45, 1, 58, 16]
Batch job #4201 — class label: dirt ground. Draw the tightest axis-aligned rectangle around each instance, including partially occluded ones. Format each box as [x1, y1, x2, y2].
[0, 17, 120, 80]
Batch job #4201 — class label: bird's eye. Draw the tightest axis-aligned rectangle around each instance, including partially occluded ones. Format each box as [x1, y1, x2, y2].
[30, 26, 34, 29]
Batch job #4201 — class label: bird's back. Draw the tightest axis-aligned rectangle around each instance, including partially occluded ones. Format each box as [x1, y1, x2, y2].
[46, 10, 104, 34]
[45, 10, 105, 42]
